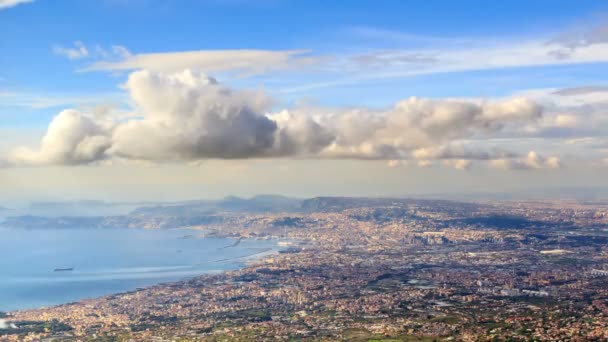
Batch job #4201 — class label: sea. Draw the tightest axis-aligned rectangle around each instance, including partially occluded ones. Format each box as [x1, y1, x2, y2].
[0, 228, 279, 312]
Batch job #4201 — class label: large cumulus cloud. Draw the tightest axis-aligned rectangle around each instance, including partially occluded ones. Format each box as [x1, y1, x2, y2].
[318, 96, 542, 160]
[7, 69, 559, 169]
[8, 109, 112, 166]
[110, 69, 278, 160]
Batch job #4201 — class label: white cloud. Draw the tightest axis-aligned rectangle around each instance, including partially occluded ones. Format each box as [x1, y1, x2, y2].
[548, 21, 608, 57]
[386, 159, 410, 168]
[552, 85, 608, 96]
[82, 49, 318, 75]
[109, 69, 278, 161]
[566, 137, 595, 145]
[443, 159, 472, 170]
[71, 37, 608, 94]
[417, 160, 432, 168]
[57, 25, 608, 95]
[276, 22, 608, 94]
[269, 109, 335, 156]
[8, 109, 112, 166]
[6, 69, 570, 170]
[504, 86, 608, 149]
[386, 160, 400, 168]
[411, 145, 513, 161]
[553, 114, 579, 128]
[281, 39, 608, 93]
[94, 44, 132, 59]
[318, 96, 541, 160]
[53, 41, 89, 60]
[0, 0, 33, 10]
[489, 151, 561, 170]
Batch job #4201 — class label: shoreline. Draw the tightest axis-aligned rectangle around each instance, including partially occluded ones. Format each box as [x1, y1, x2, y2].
[3, 233, 285, 314]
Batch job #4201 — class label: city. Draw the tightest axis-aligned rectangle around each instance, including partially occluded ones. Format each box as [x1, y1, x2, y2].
[2, 197, 607, 340]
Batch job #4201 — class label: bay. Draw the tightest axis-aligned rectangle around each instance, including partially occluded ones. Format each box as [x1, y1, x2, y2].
[0, 228, 278, 312]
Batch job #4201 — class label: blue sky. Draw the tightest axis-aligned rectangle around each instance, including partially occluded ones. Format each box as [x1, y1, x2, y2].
[2, 0, 608, 108]
[2, 0, 608, 201]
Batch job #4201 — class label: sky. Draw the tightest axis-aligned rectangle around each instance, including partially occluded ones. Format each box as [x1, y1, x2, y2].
[1, 0, 608, 203]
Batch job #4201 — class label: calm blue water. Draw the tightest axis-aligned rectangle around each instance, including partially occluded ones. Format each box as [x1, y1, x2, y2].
[0, 228, 278, 312]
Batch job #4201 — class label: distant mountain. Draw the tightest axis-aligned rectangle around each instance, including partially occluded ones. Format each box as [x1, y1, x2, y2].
[2, 215, 105, 229]
[301, 196, 428, 212]
[217, 195, 302, 213]
[1, 196, 494, 229]
[300, 196, 489, 214]
[0, 214, 228, 230]
[132, 195, 302, 216]
[26, 200, 142, 217]
[129, 200, 217, 217]
[300, 197, 387, 212]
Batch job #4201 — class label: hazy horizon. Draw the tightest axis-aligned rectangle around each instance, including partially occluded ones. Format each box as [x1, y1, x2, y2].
[4, 185, 608, 216]
[2, 0, 608, 203]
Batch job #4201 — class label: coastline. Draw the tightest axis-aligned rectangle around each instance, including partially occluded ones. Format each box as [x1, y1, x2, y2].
[1, 230, 285, 313]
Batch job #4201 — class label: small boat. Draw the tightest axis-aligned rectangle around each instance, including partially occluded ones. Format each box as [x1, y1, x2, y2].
[277, 241, 294, 246]
[54, 267, 74, 272]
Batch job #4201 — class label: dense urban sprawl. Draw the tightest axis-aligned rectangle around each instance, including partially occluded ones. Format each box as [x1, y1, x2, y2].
[2, 197, 608, 341]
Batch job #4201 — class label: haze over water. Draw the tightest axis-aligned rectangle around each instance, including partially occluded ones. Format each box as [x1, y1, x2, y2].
[0, 228, 279, 312]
